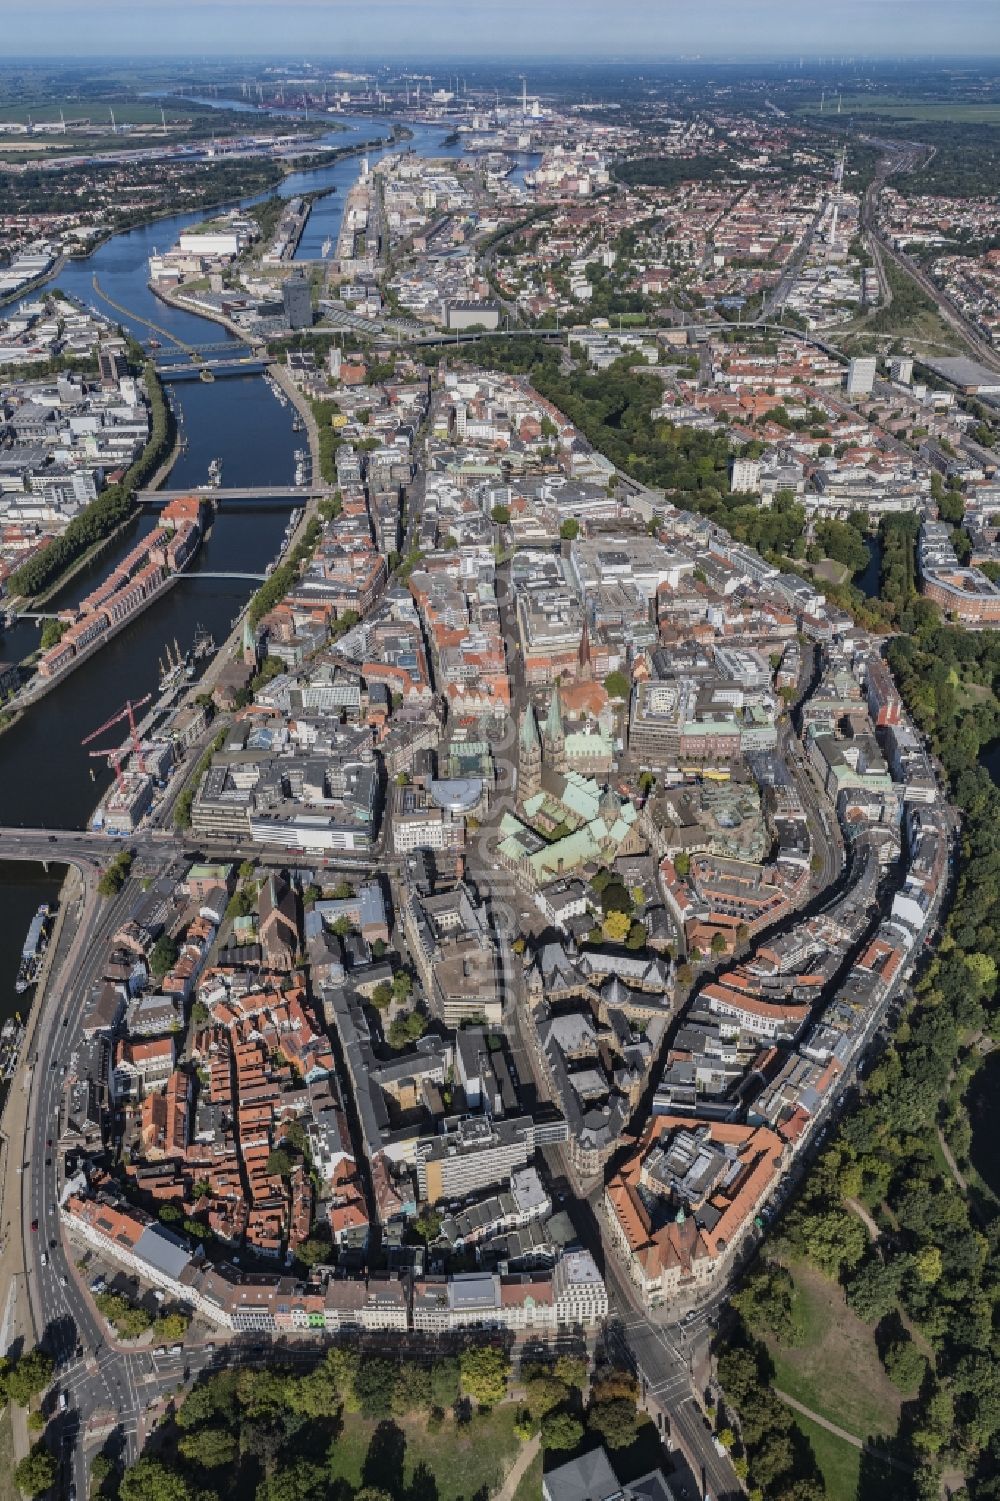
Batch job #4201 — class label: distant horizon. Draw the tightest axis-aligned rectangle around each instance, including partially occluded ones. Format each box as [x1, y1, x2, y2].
[2, 1, 999, 62]
[6, 51, 1000, 66]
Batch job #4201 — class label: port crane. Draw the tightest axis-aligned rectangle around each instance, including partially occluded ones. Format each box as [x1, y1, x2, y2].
[82, 695, 152, 789]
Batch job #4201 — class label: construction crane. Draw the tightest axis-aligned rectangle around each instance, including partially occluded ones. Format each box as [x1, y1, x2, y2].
[82, 695, 152, 789]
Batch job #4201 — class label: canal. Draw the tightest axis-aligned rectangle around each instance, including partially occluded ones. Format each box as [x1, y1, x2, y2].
[855, 532, 883, 598]
[0, 107, 467, 1028]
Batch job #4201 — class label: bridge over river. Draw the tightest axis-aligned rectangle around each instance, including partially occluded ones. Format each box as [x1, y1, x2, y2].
[137, 485, 323, 507]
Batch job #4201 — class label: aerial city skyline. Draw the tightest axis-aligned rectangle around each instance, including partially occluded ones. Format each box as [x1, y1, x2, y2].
[0, 19, 998, 1501]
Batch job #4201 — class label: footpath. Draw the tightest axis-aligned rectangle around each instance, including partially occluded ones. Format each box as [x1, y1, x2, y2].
[774, 1389, 914, 1476]
[491, 1432, 540, 1501]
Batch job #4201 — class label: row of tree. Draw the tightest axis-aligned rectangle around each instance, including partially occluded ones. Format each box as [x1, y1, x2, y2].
[105, 1343, 515, 1501]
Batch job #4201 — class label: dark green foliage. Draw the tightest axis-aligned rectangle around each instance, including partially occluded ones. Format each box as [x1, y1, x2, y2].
[882, 1334, 929, 1395]
[731, 1262, 799, 1345]
[540, 1409, 584, 1451]
[845, 1258, 903, 1324]
[717, 1337, 824, 1501]
[814, 518, 870, 573]
[354, 1359, 401, 1419]
[14, 1443, 58, 1498]
[309, 398, 344, 485]
[614, 155, 731, 189]
[97, 847, 133, 897]
[149, 932, 179, 979]
[387, 1009, 427, 1049]
[2, 1347, 53, 1406]
[587, 1396, 641, 1451]
[39, 618, 65, 651]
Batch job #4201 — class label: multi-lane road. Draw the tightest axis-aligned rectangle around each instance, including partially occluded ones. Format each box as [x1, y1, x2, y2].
[21, 855, 200, 1481]
[0, 819, 226, 1493]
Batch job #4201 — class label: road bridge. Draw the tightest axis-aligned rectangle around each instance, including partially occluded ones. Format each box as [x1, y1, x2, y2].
[156, 359, 268, 380]
[137, 485, 321, 506]
[0, 826, 149, 853]
[192, 570, 267, 582]
[150, 340, 258, 357]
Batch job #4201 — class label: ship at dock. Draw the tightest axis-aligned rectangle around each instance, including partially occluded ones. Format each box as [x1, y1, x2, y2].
[0, 1018, 25, 1082]
[159, 623, 216, 692]
[16, 904, 53, 994]
[158, 637, 188, 693]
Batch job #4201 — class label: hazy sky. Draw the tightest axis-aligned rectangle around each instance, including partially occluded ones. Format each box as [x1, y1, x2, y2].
[3, 0, 998, 59]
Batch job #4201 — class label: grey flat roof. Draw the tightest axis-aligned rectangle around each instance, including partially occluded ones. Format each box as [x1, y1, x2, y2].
[135, 1224, 192, 1283]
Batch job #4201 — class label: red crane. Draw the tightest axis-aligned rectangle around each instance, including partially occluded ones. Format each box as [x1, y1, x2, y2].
[82, 695, 152, 789]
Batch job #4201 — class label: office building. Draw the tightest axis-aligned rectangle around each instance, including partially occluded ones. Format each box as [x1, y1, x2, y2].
[846, 356, 877, 399]
[282, 275, 313, 330]
[729, 456, 761, 494]
[415, 1116, 534, 1205]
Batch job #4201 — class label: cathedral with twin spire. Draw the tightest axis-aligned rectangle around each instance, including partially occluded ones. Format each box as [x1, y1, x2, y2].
[499, 685, 645, 892]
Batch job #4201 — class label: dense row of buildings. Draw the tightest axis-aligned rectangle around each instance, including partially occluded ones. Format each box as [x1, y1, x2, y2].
[0, 309, 148, 584]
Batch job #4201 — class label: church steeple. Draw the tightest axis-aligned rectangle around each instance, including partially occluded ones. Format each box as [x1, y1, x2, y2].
[518, 703, 542, 798]
[543, 684, 567, 775]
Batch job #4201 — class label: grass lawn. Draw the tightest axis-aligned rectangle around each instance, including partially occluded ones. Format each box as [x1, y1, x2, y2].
[326, 1405, 524, 1501]
[795, 96, 1000, 125]
[514, 1449, 544, 1501]
[955, 681, 995, 709]
[928, 1128, 957, 1186]
[0, 1406, 21, 1501]
[767, 1260, 902, 1443]
[790, 1412, 861, 1501]
[814, 559, 851, 587]
[0, 100, 196, 126]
